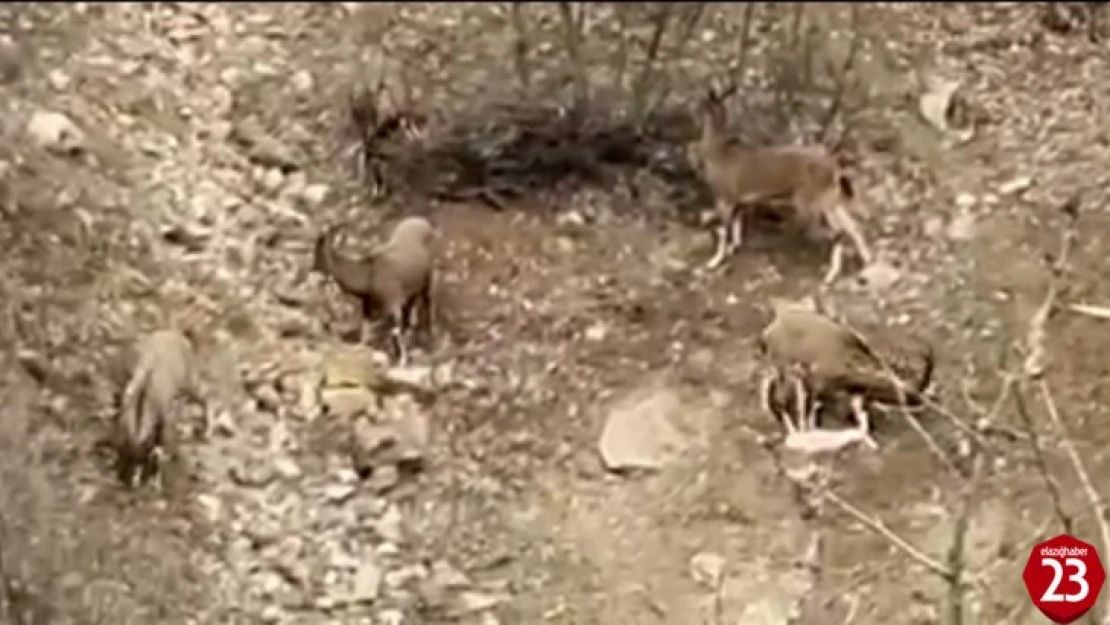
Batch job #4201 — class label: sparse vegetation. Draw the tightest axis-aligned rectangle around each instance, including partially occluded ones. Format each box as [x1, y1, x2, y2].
[2, 3, 1110, 624]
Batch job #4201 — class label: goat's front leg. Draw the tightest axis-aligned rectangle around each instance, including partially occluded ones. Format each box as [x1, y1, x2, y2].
[184, 381, 210, 440]
[822, 241, 846, 286]
[829, 203, 873, 266]
[757, 370, 779, 422]
[849, 395, 879, 450]
[388, 308, 412, 366]
[358, 297, 375, 345]
[390, 327, 410, 366]
[150, 446, 168, 493]
[792, 374, 812, 431]
[726, 205, 744, 255]
[413, 282, 435, 347]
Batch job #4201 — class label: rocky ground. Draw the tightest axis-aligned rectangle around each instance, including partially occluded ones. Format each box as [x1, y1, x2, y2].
[2, 4, 1110, 625]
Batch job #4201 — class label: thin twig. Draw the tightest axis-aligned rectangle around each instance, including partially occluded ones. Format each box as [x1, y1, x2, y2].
[825, 489, 972, 586]
[1012, 384, 1075, 536]
[901, 408, 962, 477]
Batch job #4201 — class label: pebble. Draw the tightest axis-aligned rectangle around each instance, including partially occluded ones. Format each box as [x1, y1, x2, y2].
[374, 505, 405, 544]
[291, 69, 314, 93]
[301, 183, 330, 207]
[323, 483, 357, 504]
[690, 552, 726, 589]
[26, 110, 85, 155]
[351, 561, 383, 603]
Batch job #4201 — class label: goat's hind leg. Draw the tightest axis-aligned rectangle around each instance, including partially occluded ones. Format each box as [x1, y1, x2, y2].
[413, 280, 435, 348]
[387, 307, 413, 366]
[705, 201, 740, 270]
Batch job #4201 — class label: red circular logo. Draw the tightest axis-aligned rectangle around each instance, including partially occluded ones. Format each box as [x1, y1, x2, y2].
[1022, 534, 1105, 623]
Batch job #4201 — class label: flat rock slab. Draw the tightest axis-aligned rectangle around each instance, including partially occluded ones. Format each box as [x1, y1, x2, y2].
[598, 386, 690, 472]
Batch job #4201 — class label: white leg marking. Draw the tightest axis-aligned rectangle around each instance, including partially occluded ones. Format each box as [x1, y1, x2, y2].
[391, 326, 409, 366]
[728, 209, 744, 253]
[823, 242, 845, 286]
[850, 395, 879, 450]
[705, 224, 730, 270]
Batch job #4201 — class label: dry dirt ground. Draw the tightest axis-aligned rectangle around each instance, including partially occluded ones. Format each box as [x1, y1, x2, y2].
[2, 3, 1110, 625]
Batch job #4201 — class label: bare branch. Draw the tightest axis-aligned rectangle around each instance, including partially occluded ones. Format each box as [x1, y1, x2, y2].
[783, 3, 807, 115]
[758, 437, 834, 625]
[1013, 384, 1075, 535]
[642, 3, 707, 117]
[1035, 375, 1110, 625]
[611, 4, 632, 92]
[630, 5, 675, 121]
[818, 4, 862, 144]
[556, 2, 590, 110]
[1007, 197, 1110, 621]
[945, 448, 983, 625]
[1012, 195, 1082, 530]
[507, 3, 533, 94]
[1038, 378, 1110, 583]
[671, 4, 708, 60]
[730, 3, 758, 90]
[942, 373, 1012, 625]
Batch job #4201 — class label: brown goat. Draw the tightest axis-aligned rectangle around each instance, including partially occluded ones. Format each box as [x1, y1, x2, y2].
[756, 296, 933, 440]
[114, 328, 206, 488]
[312, 216, 436, 365]
[692, 86, 873, 284]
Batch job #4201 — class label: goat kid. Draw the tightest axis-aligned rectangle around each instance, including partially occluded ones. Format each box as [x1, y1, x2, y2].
[692, 85, 873, 284]
[312, 216, 436, 365]
[114, 328, 206, 488]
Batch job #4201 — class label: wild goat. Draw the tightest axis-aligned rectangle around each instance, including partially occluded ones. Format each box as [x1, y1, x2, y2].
[311, 216, 436, 365]
[348, 85, 428, 199]
[114, 328, 206, 488]
[756, 296, 933, 444]
[692, 85, 873, 284]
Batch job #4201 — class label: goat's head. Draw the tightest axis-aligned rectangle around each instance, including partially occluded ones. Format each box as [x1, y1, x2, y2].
[700, 81, 737, 117]
[390, 216, 437, 249]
